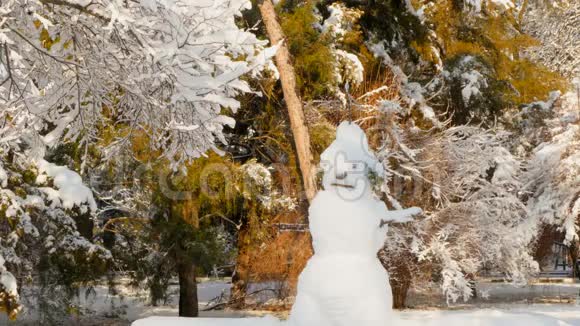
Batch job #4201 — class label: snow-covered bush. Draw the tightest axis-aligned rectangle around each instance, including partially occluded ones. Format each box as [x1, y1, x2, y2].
[365, 90, 539, 304]
[241, 161, 296, 210]
[421, 126, 538, 302]
[511, 91, 562, 155]
[0, 148, 110, 320]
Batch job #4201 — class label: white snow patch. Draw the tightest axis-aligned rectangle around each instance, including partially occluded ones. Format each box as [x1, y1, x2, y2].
[132, 307, 577, 326]
[134, 316, 280, 326]
[402, 82, 439, 125]
[465, 0, 514, 12]
[0, 163, 7, 187]
[465, 0, 483, 12]
[521, 91, 561, 115]
[334, 49, 364, 86]
[140, 0, 157, 11]
[0, 269, 17, 295]
[490, 0, 515, 10]
[36, 159, 97, 211]
[0, 255, 18, 296]
[461, 70, 487, 104]
[24, 195, 45, 208]
[321, 3, 350, 39]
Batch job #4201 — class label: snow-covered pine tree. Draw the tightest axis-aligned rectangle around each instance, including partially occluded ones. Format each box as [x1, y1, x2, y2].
[0, 145, 111, 321]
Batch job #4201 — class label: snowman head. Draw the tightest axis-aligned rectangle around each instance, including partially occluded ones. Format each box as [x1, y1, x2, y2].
[320, 122, 383, 199]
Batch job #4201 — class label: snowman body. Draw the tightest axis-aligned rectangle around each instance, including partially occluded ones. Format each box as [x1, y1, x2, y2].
[288, 122, 394, 326]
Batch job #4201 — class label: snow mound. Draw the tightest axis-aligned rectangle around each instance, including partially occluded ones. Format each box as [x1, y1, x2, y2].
[132, 316, 281, 326]
[132, 309, 573, 326]
[402, 309, 573, 326]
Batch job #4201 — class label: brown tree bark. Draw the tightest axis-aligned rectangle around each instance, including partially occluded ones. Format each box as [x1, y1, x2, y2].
[569, 241, 579, 279]
[178, 261, 199, 317]
[381, 248, 413, 309]
[230, 231, 251, 309]
[258, 0, 316, 203]
[391, 277, 411, 309]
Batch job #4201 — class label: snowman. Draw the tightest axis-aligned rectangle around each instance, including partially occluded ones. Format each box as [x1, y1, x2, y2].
[288, 121, 420, 326]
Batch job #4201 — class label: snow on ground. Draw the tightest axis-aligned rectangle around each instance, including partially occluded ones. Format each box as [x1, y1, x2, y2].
[4, 279, 580, 325]
[399, 305, 580, 325]
[407, 279, 580, 307]
[0, 279, 231, 325]
[134, 304, 580, 326]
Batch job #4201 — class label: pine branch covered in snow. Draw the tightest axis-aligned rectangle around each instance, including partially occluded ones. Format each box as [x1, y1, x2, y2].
[463, 0, 516, 13]
[0, 148, 111, 318]
[368, 41, 441, 128]
[316, 2, 365, 103]
[0, 254, 20, 319]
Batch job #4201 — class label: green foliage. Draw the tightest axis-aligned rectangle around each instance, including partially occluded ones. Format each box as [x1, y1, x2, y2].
[310, 121, 336, 161]
[326, 0, 569, 124]
[353, 0, 429, 62]
[279, 1, 337, 99]
[103, 145, 288, 305]
[46, 142, 83, 171]
[508, 59, 567, 104]
[443, 55, 507, 126]
[423, 0, 568, 106]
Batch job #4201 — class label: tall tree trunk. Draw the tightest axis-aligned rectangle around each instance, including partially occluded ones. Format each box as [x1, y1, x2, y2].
[380, 249, 412, 309]
[230, 231, 251, 309]
[391, 277, 411, 309]
[569, 241, 579, 279]
[259, 0, 316, 203]
[178, 261, 198, 317]
[467, 273, 477, 299]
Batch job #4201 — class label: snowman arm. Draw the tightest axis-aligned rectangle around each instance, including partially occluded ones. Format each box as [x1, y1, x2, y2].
[379, 207, 422, 227]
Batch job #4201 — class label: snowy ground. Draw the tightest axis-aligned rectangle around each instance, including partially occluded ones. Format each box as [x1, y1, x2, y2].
[134, 304, 580, 326]
[4, 279, 580, 325]
[399, 305, 580, 325]
[0, 279, 233, 325]
[407, 279, 580, 308]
